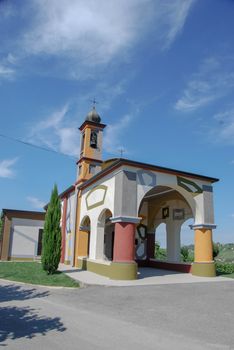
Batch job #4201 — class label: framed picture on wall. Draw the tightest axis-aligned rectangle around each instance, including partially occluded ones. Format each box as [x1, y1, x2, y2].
[162, 206, 169, 219]
[173, 209, 185, 220]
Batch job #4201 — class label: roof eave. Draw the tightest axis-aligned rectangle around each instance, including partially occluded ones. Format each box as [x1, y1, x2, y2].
[79, 158, 219, 190]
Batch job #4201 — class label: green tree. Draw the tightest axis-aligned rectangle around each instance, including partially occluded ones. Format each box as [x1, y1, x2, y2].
[42, 184, 61, 274]
[213, 242, 220, 260]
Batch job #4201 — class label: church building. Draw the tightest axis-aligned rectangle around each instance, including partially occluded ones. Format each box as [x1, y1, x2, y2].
[59, 107, 219, 280]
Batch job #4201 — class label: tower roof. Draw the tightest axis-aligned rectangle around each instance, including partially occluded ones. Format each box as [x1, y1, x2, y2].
[85, 106, 101, 123]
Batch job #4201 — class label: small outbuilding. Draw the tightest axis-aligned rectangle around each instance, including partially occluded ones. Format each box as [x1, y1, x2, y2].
[0, 209, 45, 261]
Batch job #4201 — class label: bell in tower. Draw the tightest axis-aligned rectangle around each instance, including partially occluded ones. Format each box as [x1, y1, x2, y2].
[90, 130, 98, 149]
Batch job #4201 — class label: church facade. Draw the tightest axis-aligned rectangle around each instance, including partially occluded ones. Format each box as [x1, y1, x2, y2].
[59, 107, 219, 280]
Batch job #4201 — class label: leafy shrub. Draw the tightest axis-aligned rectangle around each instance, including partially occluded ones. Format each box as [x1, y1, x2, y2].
[155, 241, 167, 261]
[181, 246, 189, 262]
[216, 262, 234, 275]
[180, 246, 194, 262]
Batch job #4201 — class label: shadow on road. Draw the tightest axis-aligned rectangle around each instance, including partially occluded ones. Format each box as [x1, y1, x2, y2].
[0, 284, 66, 345]
[0, 284, 49, 303]
[0, 305, 66, 345]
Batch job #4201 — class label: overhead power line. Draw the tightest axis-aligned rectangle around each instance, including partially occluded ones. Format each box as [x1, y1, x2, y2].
[0, 133, 76, 160]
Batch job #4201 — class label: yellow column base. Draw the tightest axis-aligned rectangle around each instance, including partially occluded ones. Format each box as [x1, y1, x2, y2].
[77, 258, 138, 280]
[109, 262, 137, 280]
[64, 260, 71, 265]
[192, 261, 216, 277]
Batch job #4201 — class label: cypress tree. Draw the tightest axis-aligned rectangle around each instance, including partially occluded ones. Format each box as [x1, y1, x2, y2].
[42, 184, 61, 274]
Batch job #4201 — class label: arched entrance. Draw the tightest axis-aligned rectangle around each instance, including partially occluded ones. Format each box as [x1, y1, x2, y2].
[137, 185, 194, 271]
[155, 223, 167, 260]
[97, 209, 115, 261]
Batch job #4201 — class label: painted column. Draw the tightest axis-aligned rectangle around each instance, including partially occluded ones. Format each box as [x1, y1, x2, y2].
[113, 222, 136, 262]
[110, 217, 140, 280]
[74, 190, 83, 267]
[60, 197, 67, 264]
[166, 221, 181, 263]
[147, 232, 155, 260]
[191, 225, 216, 277]
[70, 188, 78, 266]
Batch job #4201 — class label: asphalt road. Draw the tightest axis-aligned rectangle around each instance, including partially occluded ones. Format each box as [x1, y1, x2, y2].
[0, 279, 234, 349]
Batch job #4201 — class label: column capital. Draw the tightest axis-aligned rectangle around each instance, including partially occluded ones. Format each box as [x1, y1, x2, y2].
[190, 224, 217, 230]
[110, 216, 141, 224]
[79, 225, 90, 232]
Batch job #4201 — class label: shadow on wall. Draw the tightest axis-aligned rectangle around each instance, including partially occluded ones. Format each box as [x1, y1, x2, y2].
[0, 284, 66, 345]
[0, 284, 49, 303]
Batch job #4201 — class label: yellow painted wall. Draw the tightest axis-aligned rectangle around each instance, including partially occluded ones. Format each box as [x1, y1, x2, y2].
[77, 230, 89, 256]
[194, 229, 213, 262]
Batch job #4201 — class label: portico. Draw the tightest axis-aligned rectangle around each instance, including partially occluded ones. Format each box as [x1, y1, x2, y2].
[60, 107, 219, 280]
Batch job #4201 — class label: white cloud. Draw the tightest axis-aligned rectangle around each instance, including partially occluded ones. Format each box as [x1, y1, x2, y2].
[27, 196, 46, 210]
[56, 127, 80, 156]
[28, 76, 134, 157]
[211, 108, 234, 145]
[29, 105, 134, 157]
[175, 56, 234, 112]
[29, 107, 133, 157]
[0, 158, 18, 178]
[0, 64, 15, 80]
[23, 0, 193, 61]
[157, 0, 195, 49]
[104, 114, 133, 155]
[1, 0, 194, 79]
[23, 0, 143, 65]
[0, 54, 18, 80]
[29, 104, 80, 157]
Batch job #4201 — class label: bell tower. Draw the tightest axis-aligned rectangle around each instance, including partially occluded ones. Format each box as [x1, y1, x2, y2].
[77, 106, 106, 184]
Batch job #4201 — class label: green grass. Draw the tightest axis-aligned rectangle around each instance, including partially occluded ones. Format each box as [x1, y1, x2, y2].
[0, 262, 79, 287]
[222, 273, 234, 279]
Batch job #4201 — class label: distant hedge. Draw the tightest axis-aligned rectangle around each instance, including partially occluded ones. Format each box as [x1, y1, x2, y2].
[216, 262, 234, 275]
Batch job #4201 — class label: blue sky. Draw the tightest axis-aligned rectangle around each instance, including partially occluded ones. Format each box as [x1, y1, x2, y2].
[0, 0, 234, 244]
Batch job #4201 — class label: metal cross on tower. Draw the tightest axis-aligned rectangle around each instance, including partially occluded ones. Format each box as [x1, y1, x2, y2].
[90, 98, 98, 109]
[119, 148, 125, 158]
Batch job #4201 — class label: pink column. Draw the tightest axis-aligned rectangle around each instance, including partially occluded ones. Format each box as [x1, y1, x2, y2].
[60, 197, 67, 263]
[113, 222, 136, 262]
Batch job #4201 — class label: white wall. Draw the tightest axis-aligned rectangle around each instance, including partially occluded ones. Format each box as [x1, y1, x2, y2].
[9, 218, 44, 258]
[80, 175, 115, 260]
